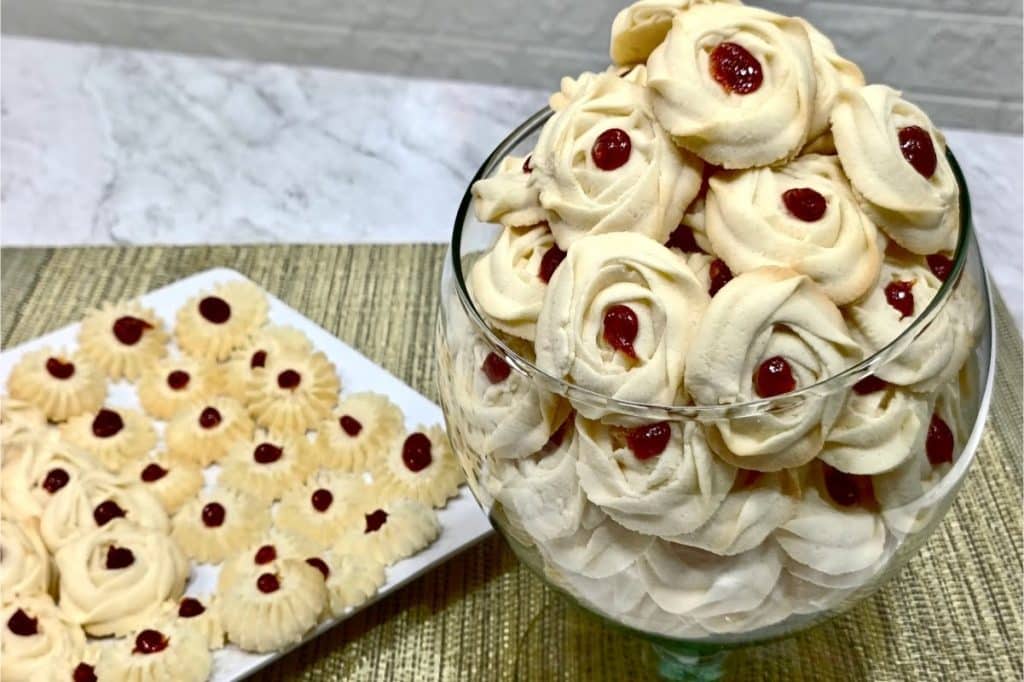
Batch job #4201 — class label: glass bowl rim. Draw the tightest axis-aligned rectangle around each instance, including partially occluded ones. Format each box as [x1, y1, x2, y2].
[448, 106, 975, 419]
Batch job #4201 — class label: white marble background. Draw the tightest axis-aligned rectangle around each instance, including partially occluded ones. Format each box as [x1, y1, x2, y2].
[2, 37, 1021, 331]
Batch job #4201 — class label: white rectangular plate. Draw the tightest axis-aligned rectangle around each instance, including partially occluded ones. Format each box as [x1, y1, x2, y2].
[0, 267, 493, 681]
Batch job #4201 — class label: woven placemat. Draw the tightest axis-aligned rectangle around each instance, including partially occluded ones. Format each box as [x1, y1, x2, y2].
[2, 245, 1020, 681]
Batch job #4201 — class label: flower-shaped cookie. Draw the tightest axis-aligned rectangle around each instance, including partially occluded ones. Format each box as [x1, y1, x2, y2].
[316, 550, 386, 617]
[220, 431, 315, 503]
[218, 528, 320, 593]
[157, 594, 225, 650]
[95, 622, 211, 682]
[175, 280, 268, 361]
[315, 392, 404, 472]
[371, 426, 464, 509]
[136, 355, 223, 420]
[61, 406, 156, 472]
[223, 325, 312, 400]
[164, 397, 254, 467]
[1, 432, 100, 521]
[77, 300, 168, 380]
[1, 594, 86, 682]
[275, 471, 370, 548]
[6, 347, 106, 422]
[244, 349, 339, 435]
[171, 488, 270, 564]
[125, 453, 204, 515]
[335, 499, 440, 566]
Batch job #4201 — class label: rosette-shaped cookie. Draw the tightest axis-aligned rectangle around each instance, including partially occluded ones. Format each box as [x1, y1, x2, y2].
[797, 18, 865, 144]
[647, 4, 816, 168]
[705, 155, 881, 305]
[536, 232, 709, 417]
[820, 376, 932, 475]
[164, 397, 254, 467]
[77, 300, 168, 380]
[337, 499, 440, 566]
[171, 488, 270, 563]
[0, 515, 52, 601]
[175, 279, 268, 361]
[158, 595, 225, 650]
[685, 268, 862, 470]
[40, 470, 168, 552]
[471, 155, 547, 229]
[0, 398, 47, 453]
[1, 595, 86, 682]
[6, 348, 106, 422]
[218, 528, 320, 593]
[609, 0, 741, 66]
[846, 252, 971, 393]
[1, 432, 100, 521]
[538, 502, 653, 580]
[316, 392, 404, 471]
[276, 471, 369, 548]
[61, 406, 157, 472]
[245, 349, 340, 435]
[136, 355, 222, 420]
[220, 431, 315, 503]
[531, 70, 702, 248]
[125, 453, 204, 515]
[55, 519, 188, 636]
[831, 85, 959, 254]
[318, 550, 387, 618]
[574, 418, 735, 536]
[372, 426, 464, 509]
[468, 224, 560, 341]
[95, 623, 211, 682]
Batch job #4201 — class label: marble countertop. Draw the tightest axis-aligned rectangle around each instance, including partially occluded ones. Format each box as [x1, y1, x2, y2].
[2, 36, 1021, 331]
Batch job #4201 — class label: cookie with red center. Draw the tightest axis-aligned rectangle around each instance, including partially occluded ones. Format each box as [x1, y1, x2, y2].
[156, 594, 225, 650]
[243, 348, 339, 435]
[136, 355, 223, 420]
[170, 488, 269, 563]
[77, 300, 167, 380]
[6, 347, 107, 422]
[128, 452, 203, 515]
[275, 471, 370, 549]
[336, 499, 440, 566]
[95, 621, 211, 682]
[58, 406, 156, 473]
[164, 397, 254, 467]
[175, 280, 268, 362]
[315, 392, 404, 472]
[1, 594, 87, 681]
[222, 325, 312, 401]
[1, 431, 101, 522]
[220, 431, 315, 503]
[317, 550, 386, 618]
[217, 528, 320, 593]
[371, 425, 464, 509]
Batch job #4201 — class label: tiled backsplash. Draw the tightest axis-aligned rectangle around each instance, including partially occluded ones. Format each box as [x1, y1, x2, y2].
[3, 0, 1021, 133]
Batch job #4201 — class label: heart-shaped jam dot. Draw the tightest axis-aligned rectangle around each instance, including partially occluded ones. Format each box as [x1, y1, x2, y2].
[42, 468, 70, 494]
[602, 304, 639, 359]
[708, 259, 734, 297]
[133, 629, 169, 655]
[926, 253, 954, 282]
[591, 128, 632, 171]
[198, 296, 231, 324]
[106, 545, 135, 569]
[277, 370, 301, 390]
[140, 463, 168, 483]
[7, 609, 38, 636]
[257, 573, 280, 594]
[754, 356, 796, 398]
[92, 409, 124, 438]
[898, 125, 937, 178]
[522, 155, 533, 174]
[93, 500, 127, 526]
[782, 188, 827, 222]
[45, 357, 75, 379]
[250, 350, 267, 368]
[198, 407, 222, 429]
[311, 489, 333, 512]
[202, 502, 226, 528]
[884, 280, 915, 319]
[481, 352, 512, 384]
[112, 316, 153, 345]
[402, 433, 433, 472]
[72, 663, 97, 682]
[254, 545, 277, 564]
[710, 41, 763, 94]
[852, 375, 889, 395]
[178, 597, 205, 618]
[625, 422, 672, 460]
[926, 414, 954, 466]
[305, 557, 330, 579]
[538, 245, 567, 284]
[364, 509, 389, 533]
[166, 370, 190, 390]
[339, 415, 363, 437]
[253, 443, 283, 464]
[666, 225, 703, 254]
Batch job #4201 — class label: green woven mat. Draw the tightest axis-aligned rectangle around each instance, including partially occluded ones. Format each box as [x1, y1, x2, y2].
[2, 245, 1020, 681]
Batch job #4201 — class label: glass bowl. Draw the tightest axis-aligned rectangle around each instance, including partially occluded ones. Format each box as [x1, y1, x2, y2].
[436, 108, 996, 679]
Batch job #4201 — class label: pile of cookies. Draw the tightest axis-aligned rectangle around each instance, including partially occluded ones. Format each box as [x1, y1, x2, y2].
[1, 279, 462, 681]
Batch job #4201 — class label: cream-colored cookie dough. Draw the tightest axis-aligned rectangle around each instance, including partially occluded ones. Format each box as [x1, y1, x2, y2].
[0, 515, 53, 601]
[223, 325, 312, 401]
[1, 432, 100, 521]
[171, 488, 270, 564]
[125, 452, 204, 515]
[244, 349, 339, 435]
[220, 431, 315, 503]
[60, 406, 156, 472]
[175, 279, 268, 361]
[610, 0, 741, 66]
[217, 528, 320, 593]
[158, 594, 225, 650]
[136, 355, 223, 420]
[371, 426, 464, 509]
[164, 396, 254, 467]
[6, 348, 106, 423]
[320, 550, 387, 617]
[471, 155, 548, 229]
[276, 471, 369, 548]
[316, 392, 404, 472]
[335, 499, 440, 566]
[1, 594, 86, 682]
[95, 622, 212, 682]
[77, 300, 168, 380]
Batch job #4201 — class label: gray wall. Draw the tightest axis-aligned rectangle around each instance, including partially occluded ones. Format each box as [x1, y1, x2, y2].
[3, 0, 1022, 133]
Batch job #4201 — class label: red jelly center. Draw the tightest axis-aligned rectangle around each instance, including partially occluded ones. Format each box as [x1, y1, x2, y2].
[277, 370, 301, 389]
[710, 42, 763, 95]
[625, 422, 672, 460]
[7, 609, 38, 636]
[42, 468, 70, 494]
[754, 356, 796, 398]
[305, 557, 330, 579]
[178, 597, 205, 618]
[140, 463, 168, 483]
[199, 407, 222, 429]
[106, 545, 135, 569]
[198, 296, 231, 324]
[602, 305, 639, 359]
[202, 502, 226, 528]
[250, 350, 267, 368]
[93, 500, 127, 526]
[926, 254, 954, 282]
[708, 259, 733, 297]
[666, 225, 703, 254]
[852, 375, 889, 395]
[257, 573, 280, 594]
[823, 465, 875, 507]
[782, 188, 827, 222]
[538, 245, 567, 284]
[884, 280, 915, 319]
[926, 414, 954, 466]
[166, 370, 190, 390]
[340, 415, 363, 437]
[401, 433, 433, 472]
[45, 357, 75, 379]
[311, 489, 333, 512]
[522, 155, 533, 174]
[112, 316, 153, 345]
[133, 629, 168, 655]
[733, 469, 764, 491]
[481, 352, 512, 384]
[72, 663, 97, 682]
[898, 125, 938, 179]
[253, 443, 283, 464]
[254, 545, 277, 564]
[92, 409, 124, 438]
[365, 509, 389, 533]
[591, 128, 631, 171]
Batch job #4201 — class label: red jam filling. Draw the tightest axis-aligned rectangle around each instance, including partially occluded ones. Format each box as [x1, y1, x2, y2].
[884, 280, 915, 319]
[105, 545, 135, 569]
[624, 422, 672, 460]
[823, 465, 875, 507]
[132, 629, 169, 655]
[93, 500, 127, 526]
[782, 188, 827, 222]
[926, 253, 953, 282]
[201, 502, 226, 528]
[365, 509, 389, 533]
[7, 609, 38, 636]
[198, 296, 231, 324]
[666, 224, 703, 254]
[140, 463, 168, 483]
[602, 304, 639, 359]
[708, 258, 733, 297]
[45, 357, 75, 379]
[42, 468, 70, 494]
[256, 573, 280, 594]
[898, 125, 938, 178]
[852, 375, 889, 395]
[401, 433, 433, 472]
[254, 545, 277, 564]
[198, 407, 221, 429]
[591, 128, 631, 171]
[250, 350, 267, 368]
[926, 414, 954, 465]
[112, 316, 153, 345]
[166, 370, 190, 390]
[253, 443, 283, 464]
[339, 415, 362, 436]
[754, 356, 796, 398]
[91, 409, 124, 438]
[522, 155, 533, 174]
[710, 42, 763, 94]
[311, 489, 333, 512]
[178, 597, 205, 618]
[538, 245, 567, 284]
[277, 369, 301, 389]
[72, 663, 97, 682]
[305, 557, 330, 579]
[481, 352, 512, 384]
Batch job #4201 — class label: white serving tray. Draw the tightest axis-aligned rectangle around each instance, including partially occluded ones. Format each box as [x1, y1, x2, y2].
[0, 267, 493, 680]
